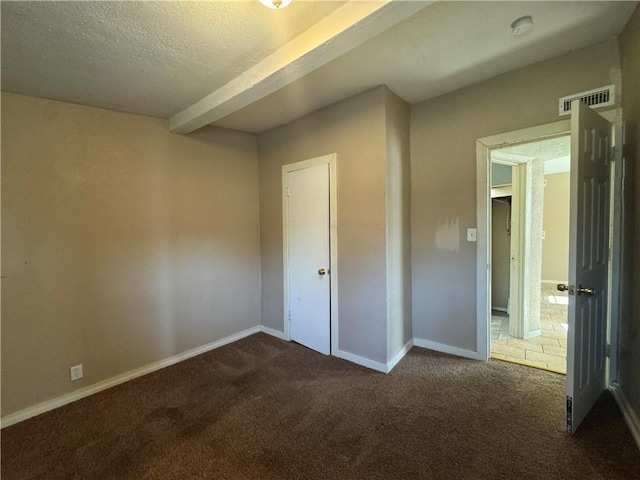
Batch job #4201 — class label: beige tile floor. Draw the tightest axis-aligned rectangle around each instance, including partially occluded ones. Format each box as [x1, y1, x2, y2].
[491, 283, 568, 374]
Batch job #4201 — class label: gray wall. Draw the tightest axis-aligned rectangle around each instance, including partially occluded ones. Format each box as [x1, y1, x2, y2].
[491, 199, 510, 310]
[1, 93, 261, 416]
[258, 87, 389, 363]
[385, 89, 412, 361]
[618, 4, 640, 429]
[411, 40, 619, 351]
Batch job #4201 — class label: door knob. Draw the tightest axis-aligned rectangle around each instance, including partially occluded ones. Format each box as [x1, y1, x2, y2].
[557, 284, 574, 295]
[317, 268, 326, 276]
[577, 285, 596, 296]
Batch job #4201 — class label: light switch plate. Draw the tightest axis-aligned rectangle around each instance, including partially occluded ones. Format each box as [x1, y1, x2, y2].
[467, 228, 477, 242]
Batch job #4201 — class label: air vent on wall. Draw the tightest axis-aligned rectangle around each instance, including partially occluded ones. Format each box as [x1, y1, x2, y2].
[558, 85, 615, 116]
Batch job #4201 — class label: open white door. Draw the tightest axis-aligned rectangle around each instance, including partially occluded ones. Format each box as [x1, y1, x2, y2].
[564, 100, 612, 433]
[285, 162, 331, 355]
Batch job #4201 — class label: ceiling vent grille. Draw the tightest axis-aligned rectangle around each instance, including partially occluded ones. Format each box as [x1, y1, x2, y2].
[559, 85, 615, 116]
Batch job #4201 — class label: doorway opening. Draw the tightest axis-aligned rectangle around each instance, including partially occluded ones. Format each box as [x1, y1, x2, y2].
[489, 136, 571, 374]
[476, 105, 622, 434]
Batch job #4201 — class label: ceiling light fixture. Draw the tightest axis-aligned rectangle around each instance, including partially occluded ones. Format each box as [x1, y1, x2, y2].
[259, 0, 292, 9]
[511, 15, 534, 35]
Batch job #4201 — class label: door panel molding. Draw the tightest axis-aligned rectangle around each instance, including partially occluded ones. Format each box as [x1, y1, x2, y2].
[566, 100, 612, 433]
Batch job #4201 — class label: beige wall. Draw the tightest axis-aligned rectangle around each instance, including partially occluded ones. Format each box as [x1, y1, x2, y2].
[385, 89, 412, 361]
[491, 199, 510, 310]
[411, 40, 619, 351]
[619, 4, 640, 428]
[542, 172, 570, 282]
[1, 93, 261, 417]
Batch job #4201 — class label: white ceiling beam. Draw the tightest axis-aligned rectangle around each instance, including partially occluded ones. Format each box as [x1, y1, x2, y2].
[169, 0, 433, 134]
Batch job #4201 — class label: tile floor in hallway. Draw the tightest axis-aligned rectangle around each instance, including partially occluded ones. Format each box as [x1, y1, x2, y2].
[491, 283, 568, 374]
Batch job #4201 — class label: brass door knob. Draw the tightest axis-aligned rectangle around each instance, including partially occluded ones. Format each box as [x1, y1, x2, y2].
[318, 268, 326, 276]
[577, 285, 596, 296]
[557, 284, 574, 295]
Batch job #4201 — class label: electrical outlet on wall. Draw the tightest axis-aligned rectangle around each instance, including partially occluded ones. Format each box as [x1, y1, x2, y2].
[70, 364, 83, 381]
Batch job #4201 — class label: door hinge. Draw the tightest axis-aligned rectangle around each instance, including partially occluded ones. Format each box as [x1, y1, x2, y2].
[606, 344, 611, 357]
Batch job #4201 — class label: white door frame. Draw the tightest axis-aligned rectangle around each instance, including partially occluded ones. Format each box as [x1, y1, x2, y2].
[282, 153, 339, 355]
[476, 112, 622, 373]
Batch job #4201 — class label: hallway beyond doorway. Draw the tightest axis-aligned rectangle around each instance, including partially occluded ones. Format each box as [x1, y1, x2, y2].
[491, 283, 568, 374]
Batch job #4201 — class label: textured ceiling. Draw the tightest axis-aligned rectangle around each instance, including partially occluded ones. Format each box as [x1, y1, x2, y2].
[1, 0, 344, 118]
[495, 136, 571, 164]
[494, 135, 571, 174]
[1, 1, 637, 133]
[216, 1, 637, 132]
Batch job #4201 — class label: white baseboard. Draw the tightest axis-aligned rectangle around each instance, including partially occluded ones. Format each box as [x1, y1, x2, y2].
[259, 329, 413, 374]
[259, 328, 409, 374]
[387, 339, 414, 372]
[610, 383, 640, 452]
[0, 325, 262, 429]
[335, 349, 388, 373]
[2, 329, 494, 428]
[413, 337, 484, 361]
[259, 325, 289, 341]
[491, 307, 508, 313]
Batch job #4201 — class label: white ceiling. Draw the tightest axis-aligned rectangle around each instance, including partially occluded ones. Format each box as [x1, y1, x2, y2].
[2, 1, 637, 134]
[216, 1, 637, 132]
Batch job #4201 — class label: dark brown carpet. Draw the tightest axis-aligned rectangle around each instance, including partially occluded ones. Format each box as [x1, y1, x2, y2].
[2, 333, 639, 479]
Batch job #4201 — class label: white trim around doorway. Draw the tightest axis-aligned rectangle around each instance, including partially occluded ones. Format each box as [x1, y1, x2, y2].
[476, 120, 571, 361]
[476, 111, 622, 382]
